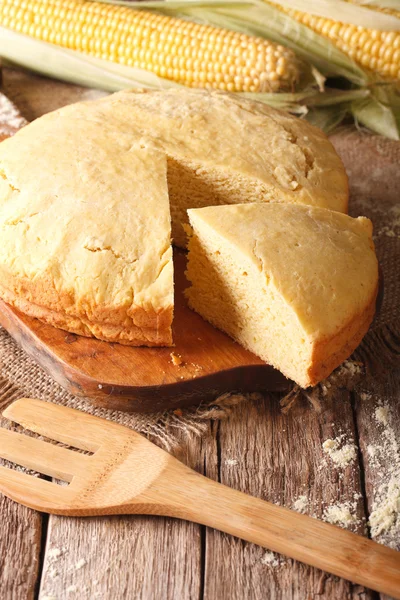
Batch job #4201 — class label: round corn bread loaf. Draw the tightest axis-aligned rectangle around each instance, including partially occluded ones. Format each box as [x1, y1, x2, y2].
[0, 89, 352, 356]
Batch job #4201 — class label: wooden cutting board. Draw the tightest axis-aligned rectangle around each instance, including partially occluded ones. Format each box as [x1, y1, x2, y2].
[0, 251, 289, 413]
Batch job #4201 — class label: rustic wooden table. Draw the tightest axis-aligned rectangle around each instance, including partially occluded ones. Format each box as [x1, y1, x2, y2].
[0, 69, 399, 600]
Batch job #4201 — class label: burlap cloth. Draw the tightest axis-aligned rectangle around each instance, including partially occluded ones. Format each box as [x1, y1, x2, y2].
[0, 125, 399, 448]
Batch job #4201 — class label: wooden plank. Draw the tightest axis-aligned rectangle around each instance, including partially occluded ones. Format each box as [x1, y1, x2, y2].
[0, 414, 43, 600]
[203, 393, 374, 600]
[38, 431, 204, 599]
[0, 495, 42, 600]
[355, 371, 400, 600]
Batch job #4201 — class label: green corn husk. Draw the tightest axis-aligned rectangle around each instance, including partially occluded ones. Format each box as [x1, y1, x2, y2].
[305, 105, 350, 133]
[0, 0, 399, 139]
[352, 84, 400, 139]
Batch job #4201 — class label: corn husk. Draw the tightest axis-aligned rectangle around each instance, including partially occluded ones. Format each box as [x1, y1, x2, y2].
[305, 105, 350, 133]
[352, 84, 400, 139]
[0, 27, 183, 92]
[0, 0, 399, 139]
[266, 0, 400, 30]
[351, 0, 400, 10]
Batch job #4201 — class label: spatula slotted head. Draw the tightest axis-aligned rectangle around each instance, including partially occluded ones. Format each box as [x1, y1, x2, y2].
[0, 398, 170, 515]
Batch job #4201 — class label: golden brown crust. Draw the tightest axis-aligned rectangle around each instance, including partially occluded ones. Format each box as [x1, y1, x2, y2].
[0, 268, 173, 332]
[306, 284, 378, 387]
[0, 282, 173, 346]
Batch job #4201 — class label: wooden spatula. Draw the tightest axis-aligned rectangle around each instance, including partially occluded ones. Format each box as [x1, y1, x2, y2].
[0, 398, 399, 598]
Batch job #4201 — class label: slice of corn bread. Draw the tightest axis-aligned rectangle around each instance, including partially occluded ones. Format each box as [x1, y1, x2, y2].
[186, 203, 378, 387]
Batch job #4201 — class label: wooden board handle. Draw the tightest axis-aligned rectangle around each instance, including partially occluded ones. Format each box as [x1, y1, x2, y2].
[153, 465, 400, 598]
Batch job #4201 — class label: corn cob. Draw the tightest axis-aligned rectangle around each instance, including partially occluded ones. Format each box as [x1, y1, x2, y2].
[271, 1, 400, 81]
[0, 0, 302, 93]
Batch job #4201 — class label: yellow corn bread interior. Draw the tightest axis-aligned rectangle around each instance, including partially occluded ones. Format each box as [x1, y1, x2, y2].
[186, 204, 378, 387]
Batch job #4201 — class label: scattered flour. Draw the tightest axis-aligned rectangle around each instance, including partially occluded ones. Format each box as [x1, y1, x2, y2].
[322, 502, 359, 529]
[319, 360, 363, 397]
[225, 459, 238, 466]
[338, 360, 363, 378]
[292, 495, 308, 514]
[47, 548, 63, 560]
[75, 558, 87, 570]
[375, 405, 389, 426]
[48, 568, 58, 579]
[261, 551, 279, 568]
[66, 585, 77, 593]
[322, 435, 357, 468]
[260, 551, 286, 568]
[366, 401, 400, 548]
[369, 478, 400, 541]
[376, 204, 400, 239]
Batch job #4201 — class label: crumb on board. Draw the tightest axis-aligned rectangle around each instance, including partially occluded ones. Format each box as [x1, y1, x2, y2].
[225, 458, 238, 466]
[170, 352, 183, 366]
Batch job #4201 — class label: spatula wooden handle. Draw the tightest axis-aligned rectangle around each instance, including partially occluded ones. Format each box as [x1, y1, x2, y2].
[151, 465, 400, 598]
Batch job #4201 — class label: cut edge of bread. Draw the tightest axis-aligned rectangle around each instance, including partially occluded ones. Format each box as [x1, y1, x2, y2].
[305, 285, 377, 387]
